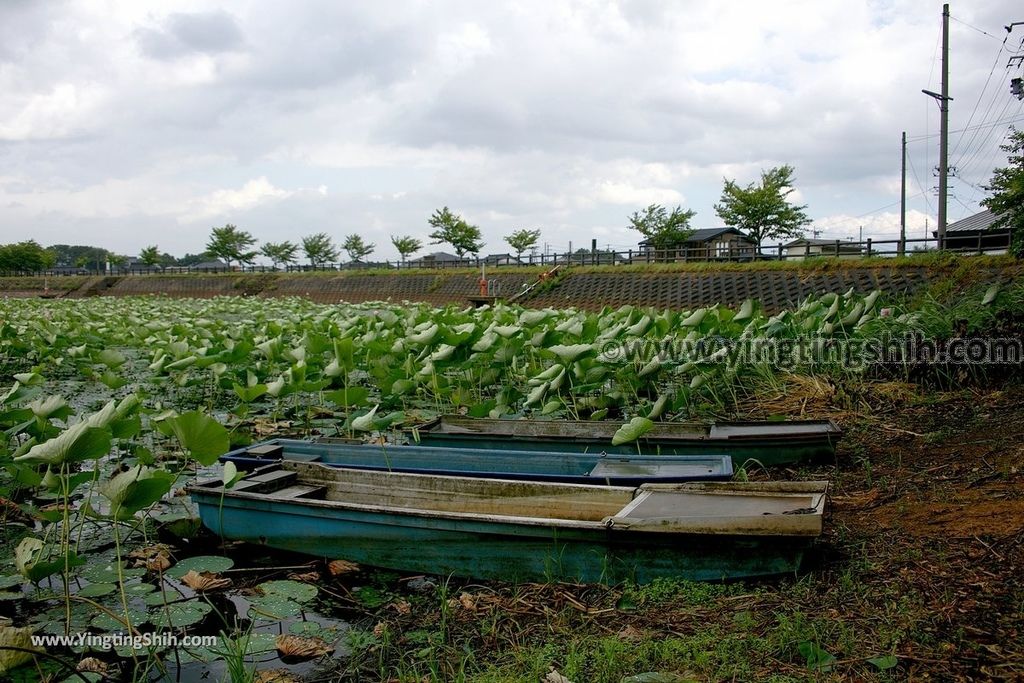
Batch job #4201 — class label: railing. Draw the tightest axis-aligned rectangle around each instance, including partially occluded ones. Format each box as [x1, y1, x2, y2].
[3, 231, 1014, 278]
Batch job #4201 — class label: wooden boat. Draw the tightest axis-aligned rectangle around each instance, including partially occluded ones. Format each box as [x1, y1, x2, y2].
[220, 439, 733, 486]
[189, 461, 828, 584]
[409, 415, 843, 466]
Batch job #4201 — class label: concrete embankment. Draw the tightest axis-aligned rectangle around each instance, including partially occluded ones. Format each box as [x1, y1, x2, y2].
[2, 258, 1019, 311]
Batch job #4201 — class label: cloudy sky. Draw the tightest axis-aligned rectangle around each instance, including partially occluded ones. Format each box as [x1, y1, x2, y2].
[2, 0, 1023, 261]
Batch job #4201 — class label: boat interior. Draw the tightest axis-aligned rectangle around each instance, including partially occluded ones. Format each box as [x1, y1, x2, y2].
[194, 462, 827, 531]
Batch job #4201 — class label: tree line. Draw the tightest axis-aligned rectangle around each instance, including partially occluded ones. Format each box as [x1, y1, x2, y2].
[5, 151, 1021, 273]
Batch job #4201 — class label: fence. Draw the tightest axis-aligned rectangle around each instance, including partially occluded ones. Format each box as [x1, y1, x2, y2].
[3, 231, 1014, 277]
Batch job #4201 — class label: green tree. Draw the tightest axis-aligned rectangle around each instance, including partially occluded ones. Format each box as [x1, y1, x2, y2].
[205, 224, 258, 267]
[628, 204, 696, 251]
[342, 234, 375, 262]
[260, 241, 299, 268]
[714, 165, 810, 247]
[390, 235, 422, 263]
[505, 228, 541, 259]
[982, 127, 1024, 258]
[301, 233, 339, 266]
[0, 241, 55, 272]
[177, 253, 207, 266]
[139, 245, 161, 268]
[428, 207, 484, 258]
[49, 244, 108, 269]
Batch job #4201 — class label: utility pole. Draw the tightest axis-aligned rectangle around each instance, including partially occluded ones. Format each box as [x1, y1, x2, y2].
[900, 131, 907, 257]
[938, 3, 950, 250]
[922, 5, 952, 249]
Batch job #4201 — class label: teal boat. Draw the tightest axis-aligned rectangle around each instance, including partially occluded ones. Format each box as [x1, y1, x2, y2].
[410, 416, 843, 467]
[219, 439, 733, 486]
[190, 461, 828, 584]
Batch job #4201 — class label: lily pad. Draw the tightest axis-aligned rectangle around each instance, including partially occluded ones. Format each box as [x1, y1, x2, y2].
[149, 600, 212, 628]
[258, 580, 318, 603]
[167, 555, 234, 579]
[80, 561, 146, 584]
[91, 607, 148, 632]
[0, 575, 23, 590]
[77, 582, 117, 598]
[611, 417, 654, 446]
[249, 595, 303, 620]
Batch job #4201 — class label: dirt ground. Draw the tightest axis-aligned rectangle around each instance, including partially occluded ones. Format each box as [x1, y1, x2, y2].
[338, 383, 1024, 682]
[817, 386, 1024, 680]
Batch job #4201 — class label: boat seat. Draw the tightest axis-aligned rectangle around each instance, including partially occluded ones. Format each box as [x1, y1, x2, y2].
[284, 453, 322, 463]
[231, 469, 297, 493]
[588, 460, 717, 479]
[265, 484, 327, 500]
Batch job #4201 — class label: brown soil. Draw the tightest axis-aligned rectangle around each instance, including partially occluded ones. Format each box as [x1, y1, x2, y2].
[345, 385, 1024, 682]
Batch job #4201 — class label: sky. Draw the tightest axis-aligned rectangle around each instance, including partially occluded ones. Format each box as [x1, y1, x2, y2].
[1, 0, 1023, 262]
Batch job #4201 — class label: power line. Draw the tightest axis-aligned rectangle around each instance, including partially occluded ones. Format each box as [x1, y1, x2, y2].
[907, 112, 1024, 142]
[950, 15, 1003, 41]
[949, 31, 1008, 160]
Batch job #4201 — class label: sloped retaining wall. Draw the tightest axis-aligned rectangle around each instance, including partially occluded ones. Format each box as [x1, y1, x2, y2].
[525, 267, 940, 312]
[8, 262, 1013, 311]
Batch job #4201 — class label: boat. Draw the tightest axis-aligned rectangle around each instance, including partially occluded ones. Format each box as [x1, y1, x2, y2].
[189, 461, 828, 584]
[408, 415, 843, 466]
[220, 439, 733, 486]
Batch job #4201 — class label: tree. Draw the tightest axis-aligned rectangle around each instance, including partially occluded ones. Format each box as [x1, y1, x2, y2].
[0, 241, 55, 272]
[177, 253, 208, 266]
[714, 165, 811, 247]
[206, 224, 258, 267]
[428, 207, 484, 258]
[261, 241, 299, 269]
[391, 235, 422, 263]
[342, 234, 375, 263]
[139, 245, 161, 268]
[505, 229, 541, 259]
[49, 244, 108, 269]
[301, 233, 339, 266]
[628, 204, 696, 251]
[982, 127, 1024, 258]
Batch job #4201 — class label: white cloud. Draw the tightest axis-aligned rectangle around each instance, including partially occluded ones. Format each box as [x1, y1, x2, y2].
[0, 0, 1018, 260]
[181, 177, 298, 222]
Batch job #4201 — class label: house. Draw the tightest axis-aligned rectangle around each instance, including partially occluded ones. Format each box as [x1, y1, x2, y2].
[783, 238, 864, 260]
[408, 251, 468, 267]
[482, 253, 522, 266]
[937, 209, 1014, 253]
[120, 257, 162, 274]
[638, 227, 757, 261]
[165, 259, 230, 273]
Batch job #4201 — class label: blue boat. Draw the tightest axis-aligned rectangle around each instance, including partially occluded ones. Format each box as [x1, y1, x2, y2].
[219, 439, 732, 486]
[190, 461, 828, 584]
[409, 416, 843, 467]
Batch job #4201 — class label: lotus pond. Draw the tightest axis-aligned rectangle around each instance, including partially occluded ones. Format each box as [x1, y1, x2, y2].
[0, 286, 1017, 681]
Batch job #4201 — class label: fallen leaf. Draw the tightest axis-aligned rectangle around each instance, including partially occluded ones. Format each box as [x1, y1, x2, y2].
[254, 669, 299, 683]
[459, 592, 476, 610]
[617, 624, 647, 642]
[0, 625, 39, 673]
[180, 570, 232, 592]
[544, 667, 573, 683]
[77, 657, 108, 674]
[130, 545, 174, 571]
[328, 559, 360, 576]
[274, 634, 332, 660]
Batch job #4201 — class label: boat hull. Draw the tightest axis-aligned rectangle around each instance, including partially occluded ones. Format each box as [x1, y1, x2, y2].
[191, 464, 826, 584]
[411, 416, 843, 467]
[220, 439, 733, 486]
[192, 492, 809, 584]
